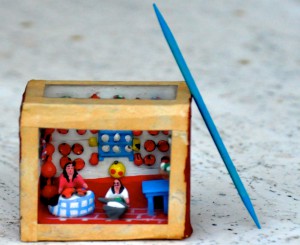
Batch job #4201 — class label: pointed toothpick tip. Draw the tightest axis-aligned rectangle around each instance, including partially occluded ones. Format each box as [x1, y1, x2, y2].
[244, 197, 261, 229]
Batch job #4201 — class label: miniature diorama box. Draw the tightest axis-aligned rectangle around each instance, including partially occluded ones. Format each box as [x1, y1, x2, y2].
[19, 80, 193, 241]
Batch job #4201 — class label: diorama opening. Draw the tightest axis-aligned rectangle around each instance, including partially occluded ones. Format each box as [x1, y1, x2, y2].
[38, 128, 171, 225]
[44, 84, 178, 100]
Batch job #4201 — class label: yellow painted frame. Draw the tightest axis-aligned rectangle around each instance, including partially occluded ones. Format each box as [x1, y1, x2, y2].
[20, 80, 192, 241]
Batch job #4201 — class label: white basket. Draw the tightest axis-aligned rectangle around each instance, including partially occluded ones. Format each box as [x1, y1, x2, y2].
[48, 190, 95, 218]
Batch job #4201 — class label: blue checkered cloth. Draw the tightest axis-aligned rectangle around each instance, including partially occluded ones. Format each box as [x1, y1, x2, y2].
[48, 190, 95, 218]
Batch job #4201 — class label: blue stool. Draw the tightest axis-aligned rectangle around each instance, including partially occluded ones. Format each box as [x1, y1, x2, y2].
[142, 179, 169, 216]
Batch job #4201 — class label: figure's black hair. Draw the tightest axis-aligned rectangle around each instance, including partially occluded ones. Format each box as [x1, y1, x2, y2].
[62, 161, 78, 182]
[111, 178, 124, 194]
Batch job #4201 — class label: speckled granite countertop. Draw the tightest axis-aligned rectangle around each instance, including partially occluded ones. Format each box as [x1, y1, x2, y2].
[0, 0, 299, 244]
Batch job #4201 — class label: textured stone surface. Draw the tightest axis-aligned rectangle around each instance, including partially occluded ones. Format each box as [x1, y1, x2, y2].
[0, 0, 299, 244]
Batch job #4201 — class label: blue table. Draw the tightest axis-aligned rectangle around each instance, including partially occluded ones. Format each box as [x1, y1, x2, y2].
[142, 179, 169, 216]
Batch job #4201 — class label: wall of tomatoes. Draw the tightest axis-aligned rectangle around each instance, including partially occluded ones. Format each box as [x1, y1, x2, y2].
[39, 128, 171, 179]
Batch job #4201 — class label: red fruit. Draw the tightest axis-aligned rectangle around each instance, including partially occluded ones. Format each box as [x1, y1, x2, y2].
[45, 143, 55, 155]
[57, 129, 69, 134]
[72, 143, 84, 155]
[45, 128, 55, 135]
[90, 93, 100, 99]
[74, 158, 85, 171]
[90, 130, 98, 134]
[161, 156, 170, 163]
[144, 154, 156, 166]
[41, 184, 58, 199]
[157, 140, 169, 152]
[41, 143, 55, 160]
[134, 153, 143, 166]
[89, 153, 99, 166]
[41, 159, 57, 178]
[148, 130, 159, 136]
[44, 128, 55, 141]
[162, 130, 169, 135]
[133, 131, 143, 136]
[60, 156, 72, 169]
[76, 130, 86, 135]
[144, 140, 156, 152]
[58, 143, 71, 156]
[61, 187, 75, 198]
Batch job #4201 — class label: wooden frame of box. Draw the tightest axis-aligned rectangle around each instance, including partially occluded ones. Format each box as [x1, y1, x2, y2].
[19, 80, 192, 241]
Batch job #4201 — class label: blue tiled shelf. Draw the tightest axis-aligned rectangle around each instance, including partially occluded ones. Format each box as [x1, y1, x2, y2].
[98, 130, 134, 161]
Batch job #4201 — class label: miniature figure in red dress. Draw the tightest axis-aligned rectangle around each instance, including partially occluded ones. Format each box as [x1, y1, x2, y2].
[58, 161, 88, 198]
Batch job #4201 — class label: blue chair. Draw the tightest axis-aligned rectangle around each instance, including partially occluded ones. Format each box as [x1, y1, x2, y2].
[142, 179, 169, 216]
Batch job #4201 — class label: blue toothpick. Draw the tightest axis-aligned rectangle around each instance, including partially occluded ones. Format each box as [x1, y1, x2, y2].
[153, 3, 261, 229]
